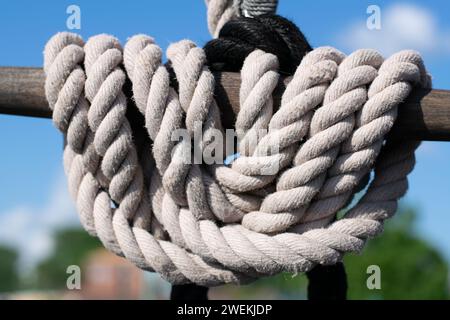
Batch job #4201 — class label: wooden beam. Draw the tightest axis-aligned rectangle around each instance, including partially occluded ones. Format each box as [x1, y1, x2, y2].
[0, 67, 49, 118]
[1, 67, 450, 141]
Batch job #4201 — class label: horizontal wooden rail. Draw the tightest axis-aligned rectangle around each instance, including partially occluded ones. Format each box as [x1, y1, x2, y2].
[1, 66, 450, 141]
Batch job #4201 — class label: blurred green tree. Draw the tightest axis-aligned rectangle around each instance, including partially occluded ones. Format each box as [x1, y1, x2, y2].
[0, 245, 19, 292]
[32, 228, 101, 289]
[345, 206, 449, 299]
[212, 206, 449, 299]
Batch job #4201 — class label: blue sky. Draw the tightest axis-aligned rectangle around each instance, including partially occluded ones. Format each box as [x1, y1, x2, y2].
[0, 0, 449, 268]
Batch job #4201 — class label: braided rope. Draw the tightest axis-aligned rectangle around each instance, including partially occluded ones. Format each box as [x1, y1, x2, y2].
[44, 31, 430, 287]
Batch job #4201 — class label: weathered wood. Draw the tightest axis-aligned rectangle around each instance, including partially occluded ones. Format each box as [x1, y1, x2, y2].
[0, 67, 49, 118]
[217, 72, 450, 141]
[1, 66, 450, 141]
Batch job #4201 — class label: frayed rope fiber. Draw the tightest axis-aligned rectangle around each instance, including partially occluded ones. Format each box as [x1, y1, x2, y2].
[43, 12, 430, 286]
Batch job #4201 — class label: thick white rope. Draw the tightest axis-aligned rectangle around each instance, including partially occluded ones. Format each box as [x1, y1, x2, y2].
[44, 31, 430, 286]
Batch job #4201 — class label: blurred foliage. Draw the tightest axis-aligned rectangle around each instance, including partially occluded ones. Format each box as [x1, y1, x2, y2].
[0, 245, 19, 292]
[2, 205, 448, 299]
[30, 228, 101, 289]
[213, 206, 449, 299]
[345, 207, 449, 299]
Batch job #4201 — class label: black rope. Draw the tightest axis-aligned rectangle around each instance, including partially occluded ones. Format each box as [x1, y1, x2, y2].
[306, 262, 348, 300]
[171, 284, 209, 300]
[204, 14, 312, 74]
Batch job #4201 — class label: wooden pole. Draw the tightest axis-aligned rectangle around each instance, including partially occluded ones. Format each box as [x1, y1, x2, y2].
[0, 67, 48, 118]
[1, 67, 450, 141]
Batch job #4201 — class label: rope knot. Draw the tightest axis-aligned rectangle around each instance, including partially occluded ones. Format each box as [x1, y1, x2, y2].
[204, 14, 312, 74]
[44, 23, 431, 286]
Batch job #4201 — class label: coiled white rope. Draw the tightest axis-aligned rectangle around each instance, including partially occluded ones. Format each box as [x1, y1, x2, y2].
[44, 31, 430, 286]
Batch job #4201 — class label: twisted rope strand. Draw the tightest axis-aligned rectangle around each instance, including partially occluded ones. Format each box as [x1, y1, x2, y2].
[294, 51, 429, 232]
[241, 49, 382, 233]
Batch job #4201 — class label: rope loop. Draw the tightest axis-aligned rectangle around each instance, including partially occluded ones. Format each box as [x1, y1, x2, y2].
[44, 19, 430, 286]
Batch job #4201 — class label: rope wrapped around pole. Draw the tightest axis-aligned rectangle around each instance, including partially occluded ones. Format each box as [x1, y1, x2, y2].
[43, 30, 430, 286]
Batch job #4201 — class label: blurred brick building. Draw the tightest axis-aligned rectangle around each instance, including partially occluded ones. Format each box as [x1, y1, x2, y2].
[79, 248, 144, 299]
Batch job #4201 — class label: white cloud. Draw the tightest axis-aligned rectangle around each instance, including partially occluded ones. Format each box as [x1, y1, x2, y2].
[0, 173, 79, 271]
[338, 3, 450, 55]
